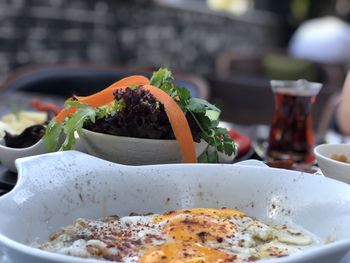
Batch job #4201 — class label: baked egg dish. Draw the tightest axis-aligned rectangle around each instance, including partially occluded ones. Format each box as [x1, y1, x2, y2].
[39, 208, 316, 262]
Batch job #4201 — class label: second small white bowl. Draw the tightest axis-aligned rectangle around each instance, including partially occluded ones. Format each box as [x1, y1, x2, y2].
[0, 138, 47, 172]
[79, 128, 209, 165]
[314, 143, 350, 184]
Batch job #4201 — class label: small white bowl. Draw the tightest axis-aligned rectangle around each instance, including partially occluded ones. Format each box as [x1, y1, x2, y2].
[0, 138, 47, 172]
[314, 143, 350, 184]
[0, 133, 85, 172]
[79, 128, 211, 165]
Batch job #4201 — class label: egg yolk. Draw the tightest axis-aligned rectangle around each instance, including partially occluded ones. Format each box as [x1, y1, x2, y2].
[164, 214, 236, 243]
[140, 208, 243, 262]
[153, 208, 244, 223]
[139, 242, 236, 263]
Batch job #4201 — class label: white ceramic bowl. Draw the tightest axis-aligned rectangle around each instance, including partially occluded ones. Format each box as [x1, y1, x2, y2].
[0, 151, 350, 262]
[79, 128, 211, 164]
[0, 127, 235, 172]
[0, 138, 47, 172]
[314, 143, 350, 184]
[0, 134, 87, 172]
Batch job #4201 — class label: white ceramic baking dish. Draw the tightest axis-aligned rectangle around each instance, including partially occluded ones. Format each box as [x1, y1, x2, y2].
[0, 151, 350, 263]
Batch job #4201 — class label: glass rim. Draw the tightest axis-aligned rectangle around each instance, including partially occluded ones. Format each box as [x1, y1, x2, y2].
[270, 79, 322, 89]
[270, 79, 322, 96]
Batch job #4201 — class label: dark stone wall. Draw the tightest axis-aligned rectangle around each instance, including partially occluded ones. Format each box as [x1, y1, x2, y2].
[0, 0, 280, 78]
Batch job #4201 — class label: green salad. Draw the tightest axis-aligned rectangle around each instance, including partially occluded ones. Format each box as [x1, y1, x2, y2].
[44, 68, 236, 163]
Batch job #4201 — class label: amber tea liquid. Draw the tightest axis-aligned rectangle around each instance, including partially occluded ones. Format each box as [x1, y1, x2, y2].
[267, 91, 316, 163]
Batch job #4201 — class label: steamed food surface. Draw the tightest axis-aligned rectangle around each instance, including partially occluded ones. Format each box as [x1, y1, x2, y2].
[39, 208, 316, 262]
[331, 154, 350, 164]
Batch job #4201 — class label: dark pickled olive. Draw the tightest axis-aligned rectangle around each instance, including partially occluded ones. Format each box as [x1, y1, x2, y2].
[4, 124, 45, 148]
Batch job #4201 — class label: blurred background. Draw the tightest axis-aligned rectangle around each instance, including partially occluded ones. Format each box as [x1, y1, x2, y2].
[0, 0, 349, 128]
[0, 0, 349, 75]
[1, 0, 350, 193]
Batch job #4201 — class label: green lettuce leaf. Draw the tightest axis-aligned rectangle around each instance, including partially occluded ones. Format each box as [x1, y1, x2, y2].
[44, 121, 63, 152]
[60, 102, 96, 150]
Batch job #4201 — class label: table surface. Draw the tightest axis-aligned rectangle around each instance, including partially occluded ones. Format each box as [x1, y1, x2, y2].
[0, 91, 346, 196]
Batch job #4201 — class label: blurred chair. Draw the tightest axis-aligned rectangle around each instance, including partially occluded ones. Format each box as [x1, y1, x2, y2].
[210, 50, 346, 136]
[0, 65, 210, 100]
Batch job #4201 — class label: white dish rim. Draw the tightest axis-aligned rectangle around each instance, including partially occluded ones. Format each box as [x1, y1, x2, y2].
[0, 151, 350, 262]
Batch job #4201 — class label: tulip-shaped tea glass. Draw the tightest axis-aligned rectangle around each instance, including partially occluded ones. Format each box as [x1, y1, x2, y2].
[267, 79, 322, 163]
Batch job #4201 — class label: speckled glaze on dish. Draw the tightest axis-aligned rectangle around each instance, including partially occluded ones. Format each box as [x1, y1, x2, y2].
[0, 151, 350, 263]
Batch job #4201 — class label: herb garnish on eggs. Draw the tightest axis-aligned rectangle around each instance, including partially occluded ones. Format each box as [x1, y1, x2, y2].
[44, 68, 235, 163]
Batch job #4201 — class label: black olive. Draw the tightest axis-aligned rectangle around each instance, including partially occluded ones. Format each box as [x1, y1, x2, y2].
[4, 124, 45, 148]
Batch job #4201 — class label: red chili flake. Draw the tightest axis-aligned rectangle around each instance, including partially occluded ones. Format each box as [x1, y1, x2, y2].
[216, 237, 223, 243]
[197, 231, 208, 243]
[164, 210, 176, 215]
[103, 253, 123, 261]
[247, 256, 258, 262]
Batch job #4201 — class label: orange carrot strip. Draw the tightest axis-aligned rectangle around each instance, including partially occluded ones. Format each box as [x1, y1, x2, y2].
[54, 75, 149, 122]
[76, 87, 127, 107]
[142, 84, 197, 163]
[77, 75, 149, 107]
